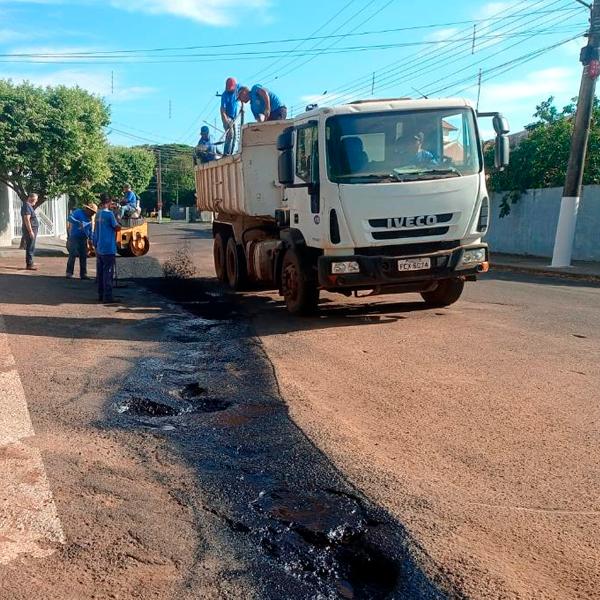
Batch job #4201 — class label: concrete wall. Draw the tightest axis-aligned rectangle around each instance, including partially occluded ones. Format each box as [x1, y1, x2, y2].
[485, 186, 600, 262]
[0, 183, 14, 246]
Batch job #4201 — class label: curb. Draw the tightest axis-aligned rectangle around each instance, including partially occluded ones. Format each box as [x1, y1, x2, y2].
[491, 262, 600, 284]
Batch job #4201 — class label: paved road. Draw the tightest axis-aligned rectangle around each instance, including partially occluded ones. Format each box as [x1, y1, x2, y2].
[1, 222, 598, 600]
[188, 224, 600, 600]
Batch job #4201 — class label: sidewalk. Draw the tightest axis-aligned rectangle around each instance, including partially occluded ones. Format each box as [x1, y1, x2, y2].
[491, 253, 600, 281]
[0, 236, 67, 259]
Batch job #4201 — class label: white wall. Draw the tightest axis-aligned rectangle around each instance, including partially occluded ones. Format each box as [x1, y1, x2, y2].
[0, 183, 15, 246]
[485, 186, 600, 262]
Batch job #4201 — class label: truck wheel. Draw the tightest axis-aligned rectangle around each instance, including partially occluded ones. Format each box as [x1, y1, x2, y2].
[421, 278, 465, 307]
[281, 249, 319, 316]
[226, 237, 248, 290]
[214, 232, 228, 283]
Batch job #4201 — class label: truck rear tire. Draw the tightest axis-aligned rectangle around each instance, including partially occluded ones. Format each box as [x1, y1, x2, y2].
[214, 232, 228, 283]
[421, 278, 464, 307]
[281, 249, 319, 316]
[226, 237, 248, 290]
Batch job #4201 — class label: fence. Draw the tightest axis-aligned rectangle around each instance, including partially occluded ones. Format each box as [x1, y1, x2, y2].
[11, 194, 68, 239]
[486, 186, 600, 262]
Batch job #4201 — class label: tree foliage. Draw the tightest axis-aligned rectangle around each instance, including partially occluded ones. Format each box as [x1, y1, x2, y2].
[0, 79, 110, 205]
[138, 144, 196, 213]
[486, 96, 600, 217]
[105, 146, 155, 198]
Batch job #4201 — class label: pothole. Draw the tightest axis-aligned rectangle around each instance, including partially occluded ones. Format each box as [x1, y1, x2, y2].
[119, 397, 180, 417]
[190, 397, 231, 413]
[180, 382, 208, 399]
[251, 488, 399, 599]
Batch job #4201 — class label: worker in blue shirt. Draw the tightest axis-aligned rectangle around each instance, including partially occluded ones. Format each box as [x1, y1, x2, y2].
[195, 126, 219, 164]
[221, 77, 239, 155]
[120, 184, 138, 219]
[93, 193, 122, 304]
[238, 85, 287, 122]
[66, 202, 97, 279]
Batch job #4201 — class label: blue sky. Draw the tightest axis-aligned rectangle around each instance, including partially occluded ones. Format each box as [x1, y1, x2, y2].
[0, 0, 590, 145]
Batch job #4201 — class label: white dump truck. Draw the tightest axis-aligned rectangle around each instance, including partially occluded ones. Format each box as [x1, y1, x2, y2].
[195, 98, 509, 315]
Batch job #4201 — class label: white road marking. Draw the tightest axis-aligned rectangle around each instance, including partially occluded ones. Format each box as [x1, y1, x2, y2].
[0, 315, 65, 564]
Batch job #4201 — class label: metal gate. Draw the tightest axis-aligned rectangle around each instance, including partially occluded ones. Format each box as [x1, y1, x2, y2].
[11, 195, 67, 239]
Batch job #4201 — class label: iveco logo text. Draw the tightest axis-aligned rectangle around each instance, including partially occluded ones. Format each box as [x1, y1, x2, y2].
[386, 215, 438, 229]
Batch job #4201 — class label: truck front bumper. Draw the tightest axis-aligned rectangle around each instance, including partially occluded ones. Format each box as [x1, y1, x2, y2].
[317, 244, 488, 291]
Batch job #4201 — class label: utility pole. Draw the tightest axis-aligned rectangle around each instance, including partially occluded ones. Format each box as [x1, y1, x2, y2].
[476, 68, 483, 110]
[551, 0, 600, 267]
[157, 150, 163, 224]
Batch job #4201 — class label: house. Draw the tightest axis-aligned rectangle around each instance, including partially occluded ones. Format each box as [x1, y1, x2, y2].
[0, 182, 68, 246]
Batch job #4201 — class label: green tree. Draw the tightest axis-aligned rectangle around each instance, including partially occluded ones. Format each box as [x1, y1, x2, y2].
[486, 96, 600, 216]
[163, 153, 196, 206]
[0, 80, 110, 206]
[137, 144, 196, 214]
[105, 146, 155, 198]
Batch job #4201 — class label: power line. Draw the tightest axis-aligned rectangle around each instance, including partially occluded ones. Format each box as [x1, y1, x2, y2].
[290, 0, 580, 111]
[246, 0, 359, 82]
[1, 7, 578, 59]
[288, 0, 549, 111]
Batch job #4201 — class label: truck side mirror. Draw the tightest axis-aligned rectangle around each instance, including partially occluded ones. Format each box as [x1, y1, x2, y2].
[495, 135, 510, 170]
[277, 128, 295, 151]
[492, 115, 510, 135]
[278, 149, 295, 186]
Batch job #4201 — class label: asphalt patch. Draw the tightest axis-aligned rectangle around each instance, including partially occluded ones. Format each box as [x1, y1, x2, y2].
[114, 275, 455, 599]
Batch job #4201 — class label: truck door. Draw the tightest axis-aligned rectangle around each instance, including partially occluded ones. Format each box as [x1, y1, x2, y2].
[287, 121, 323, 245]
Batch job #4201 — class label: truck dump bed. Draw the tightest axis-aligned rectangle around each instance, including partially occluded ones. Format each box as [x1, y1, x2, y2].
[195, 120, 291, 218]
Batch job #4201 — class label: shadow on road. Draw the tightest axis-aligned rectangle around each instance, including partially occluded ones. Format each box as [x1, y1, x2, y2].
[484, 269, 600, 288]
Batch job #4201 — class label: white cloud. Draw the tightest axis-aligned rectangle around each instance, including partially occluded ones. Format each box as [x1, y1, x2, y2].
[0, 68, 155, 101]
[0, 29, 29, 43]
[427, 27, 460, 42]
[0, 0, 271, 25]
[479, 67, 577, 104]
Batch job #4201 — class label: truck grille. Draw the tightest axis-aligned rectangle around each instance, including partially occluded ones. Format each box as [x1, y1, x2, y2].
[372, 227, 449, 240]
[355, 240, 461, 257]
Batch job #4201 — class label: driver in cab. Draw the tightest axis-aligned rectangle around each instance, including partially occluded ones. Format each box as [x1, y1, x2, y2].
[396, 132, 437, 166]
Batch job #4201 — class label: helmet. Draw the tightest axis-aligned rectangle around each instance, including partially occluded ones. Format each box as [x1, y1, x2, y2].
[225, 77, 237, 92]
[200, 125, 209, 135]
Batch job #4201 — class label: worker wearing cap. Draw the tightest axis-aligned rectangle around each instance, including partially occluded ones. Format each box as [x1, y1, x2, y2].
[221, 77, 239, 155]
[66, 202, 97, 279]
[196, 126, 219, 164]
[238, 85, 287, 122]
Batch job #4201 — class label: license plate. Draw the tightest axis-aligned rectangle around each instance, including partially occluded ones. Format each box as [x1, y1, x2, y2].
[397, 257, 431, 272]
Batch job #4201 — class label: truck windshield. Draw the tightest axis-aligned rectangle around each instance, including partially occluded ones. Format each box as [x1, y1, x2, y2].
[326, 108, 481, 184]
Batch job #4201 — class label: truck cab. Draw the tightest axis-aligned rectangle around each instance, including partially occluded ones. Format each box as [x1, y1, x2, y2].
[275, 98, 509, 312]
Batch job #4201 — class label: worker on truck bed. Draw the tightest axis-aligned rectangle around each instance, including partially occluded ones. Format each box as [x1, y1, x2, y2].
[195, 125, 220, 164]
[221, 77, 239, 155]
[237, 85, 287, 122]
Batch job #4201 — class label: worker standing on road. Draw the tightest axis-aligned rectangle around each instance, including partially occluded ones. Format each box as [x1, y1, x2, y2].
[93, 193, 122, 304]
[221, 77, 239, 155]
[237, 85, 287, 122]
[21, 193, 39, 271]
[66, 203, 97, 280]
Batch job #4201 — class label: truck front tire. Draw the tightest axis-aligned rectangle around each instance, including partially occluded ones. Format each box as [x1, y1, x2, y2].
[214, 232, 228, 283]
[281, 249, 319, 316]
[421, 277, 464, 307]
[226, 237, 248, 290]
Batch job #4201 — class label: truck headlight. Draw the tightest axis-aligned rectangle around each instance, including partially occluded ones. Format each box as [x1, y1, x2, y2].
[331, 261, 360, 274]
[459, 248, 486, 266]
